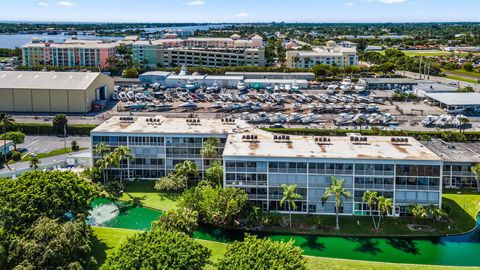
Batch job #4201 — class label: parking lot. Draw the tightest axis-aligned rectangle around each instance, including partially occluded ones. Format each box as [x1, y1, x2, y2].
[17, 136, 91, 154]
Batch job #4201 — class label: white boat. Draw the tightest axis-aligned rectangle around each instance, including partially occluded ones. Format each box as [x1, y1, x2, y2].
[285, 84, 292, 92]
[185, 81, 197, 92]
[340, 78, 352, 91]
[326, 85, 337, 95]
[179, 102, 197, 109]
[445, 106, 465, 114]
[118, 92, 128, 102]
[126, 91, 135, 101]
[112, 92, 119, 101]
[207, 81, 220, 93]
[237, 80, 247, 91]
[354, 79, 368, 92]
[211, 102, 222, 109]
[291, 80, 300, 93]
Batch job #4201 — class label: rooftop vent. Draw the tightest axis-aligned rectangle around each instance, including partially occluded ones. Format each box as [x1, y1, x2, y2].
[314, 137, 331, 144]
[242, 134, 258, 142]
[350, 135, 368, 144]
[274, 134, 291, 142]
[391, 137, 409, 144]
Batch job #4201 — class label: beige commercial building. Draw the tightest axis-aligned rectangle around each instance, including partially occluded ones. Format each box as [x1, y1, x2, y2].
[0, 71, 114, 113]
[286, 41, 358, 69]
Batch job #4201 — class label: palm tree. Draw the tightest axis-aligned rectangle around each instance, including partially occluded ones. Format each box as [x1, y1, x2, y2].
[429, 205, 447, 226]
[410, 204, 427, 225]
[459, 117, 470, 133]
[322, 176, 352, 230]
[201, 138, 219, 162]
[94, 143, 110, 156]
[175, 160, 199, 188]
[376, 196, 393, 231]
[471, 163, 480, 193]
[279, 184, 302, 228]
[113, 145, 133, 184]
[96, 152, 116, 185]
[204, 160, 223, 187]
[0, 113, 14, 168]
[362, 190, 378, 229]
[29, 154, 40, 170]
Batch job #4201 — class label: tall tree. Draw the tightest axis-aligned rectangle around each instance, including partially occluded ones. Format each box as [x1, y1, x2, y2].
[218, 235, 306, 270]
[0, 171, 96, 235]
[100, 228, 210, 270]
[201, 137, 219, 162]
[1, 131, 25, 151]
[52, 114, 68, 135]
[113, 145, 133, 184]
[362, 190, 378, 229]
[95, 152, 116, 186]
[204, 160, 223, 187]
[7, 217, 96, 270]
[322, 176, 352, 230]
[0, 113, 14, 168]
[376, 196, 393, 231]
[279, 184, 302, 228]
[471, 163, 480, 193]
[175, 160, 199, 188]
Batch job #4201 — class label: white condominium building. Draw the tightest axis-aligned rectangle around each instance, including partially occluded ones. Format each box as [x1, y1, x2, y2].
[286, 41, 358, 68]
[91, 116, 442, 217]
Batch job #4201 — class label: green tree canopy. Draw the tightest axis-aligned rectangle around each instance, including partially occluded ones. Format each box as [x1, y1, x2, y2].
[179, 186, 248, 228]
[218, 235, 306, 270]
[152, 208, 199, 236]
[1, 131, 25, 151]
[7, 217, 96, 270]
[52, 114, 68, 135]
[100, 228, 210, 270]
[0, 171, 97, 235]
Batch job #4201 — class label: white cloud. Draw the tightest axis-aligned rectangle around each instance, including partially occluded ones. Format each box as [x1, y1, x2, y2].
[344, 2, 354, 6]
[185, 0, 205, 6]
[55, 1, 75, 6]
[236, 12, 250, 17]
[38, 2, 49, 6]
[378, 0, 406, 3]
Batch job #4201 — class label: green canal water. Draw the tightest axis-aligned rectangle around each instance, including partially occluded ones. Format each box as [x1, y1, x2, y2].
[89, 198, 480, 266]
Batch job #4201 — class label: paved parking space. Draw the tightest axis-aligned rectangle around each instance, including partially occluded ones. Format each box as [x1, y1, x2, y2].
[17, 136, 91, 154]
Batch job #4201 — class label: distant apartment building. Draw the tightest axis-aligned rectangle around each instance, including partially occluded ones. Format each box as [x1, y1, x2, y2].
[132, 34, 266, 68]
[286, 40, 358, 69]
[22, 38, 121, 68]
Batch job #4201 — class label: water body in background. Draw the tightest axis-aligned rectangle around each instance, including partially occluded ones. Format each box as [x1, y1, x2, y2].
[0, 24, 229, 49]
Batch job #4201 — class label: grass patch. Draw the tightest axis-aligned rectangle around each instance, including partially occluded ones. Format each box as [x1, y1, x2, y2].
[445, 75, 479, 84]
[444, 69, 480, 79]
[92, 227, 480, 270]
[21, 147, 87, 162]
[119, 180, 180, 212]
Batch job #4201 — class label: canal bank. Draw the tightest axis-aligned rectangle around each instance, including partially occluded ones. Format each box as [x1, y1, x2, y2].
[90, 198, 480, 267]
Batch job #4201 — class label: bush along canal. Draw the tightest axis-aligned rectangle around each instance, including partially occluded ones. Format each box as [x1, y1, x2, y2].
[88, 198, 480, 267]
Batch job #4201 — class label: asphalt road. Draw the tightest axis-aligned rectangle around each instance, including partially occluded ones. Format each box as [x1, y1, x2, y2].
[397, 71, 480, 91]
[17, 135, 91, 154]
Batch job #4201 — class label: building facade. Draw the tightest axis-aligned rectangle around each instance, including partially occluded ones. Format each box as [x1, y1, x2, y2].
[132, 35, 266, 68]
[286, 42, 358, 69]
[22, 39, 121, 68]
[91, 117, 443, 217]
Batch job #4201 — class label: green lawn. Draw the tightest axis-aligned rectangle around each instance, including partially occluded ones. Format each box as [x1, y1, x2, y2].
[379, 50, 452, 57]
[119, 181, 180, 212]
[21, 147, 87, 162]
[92, 227, 480, 270]
[445, 74, 479, 84]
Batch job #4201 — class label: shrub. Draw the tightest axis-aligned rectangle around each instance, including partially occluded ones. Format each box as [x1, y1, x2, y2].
[155, 173, 187, 192]
[218, 235, 306, 270]
[71, 140, 80, 151]
[152, 208, 199, 236]
[10, 151, 21, 162]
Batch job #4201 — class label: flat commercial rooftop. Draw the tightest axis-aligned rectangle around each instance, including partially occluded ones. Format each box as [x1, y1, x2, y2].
[422, 140, 480, 163]
[364, 78, 423, 84]
[223, 130, 441, 161]
[425, 93, 480, 106]
[0, 71, 104, 90]
[91, 116, 251, 135]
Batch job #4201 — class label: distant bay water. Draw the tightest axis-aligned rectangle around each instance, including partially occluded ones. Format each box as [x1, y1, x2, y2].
[0, 24, 229, 49]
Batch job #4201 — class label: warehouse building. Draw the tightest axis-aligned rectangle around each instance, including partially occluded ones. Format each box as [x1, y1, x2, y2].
[364, 78, 422, 91]
[225, 72, 315, 81]
[91, 116, 443, 216]
[424, 92, 480, 114]
[0, 71, 114, 113]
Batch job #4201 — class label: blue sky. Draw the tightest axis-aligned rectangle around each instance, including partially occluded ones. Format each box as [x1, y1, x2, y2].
[1, 0, 479, 23]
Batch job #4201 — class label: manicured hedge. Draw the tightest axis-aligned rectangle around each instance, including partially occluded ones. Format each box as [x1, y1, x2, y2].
[2, 123, 98, 136]
[263, 128, 480, 142]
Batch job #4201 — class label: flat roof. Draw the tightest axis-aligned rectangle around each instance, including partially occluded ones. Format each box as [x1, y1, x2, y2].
[204, 75, 244, 80]
[364, 78, 422, 84]
[0, 71, 106, 90]
[91, 116, 251, 135]
[140, 71, 172, 77]
[414, 83, 458, 92]
[166, 75, 207, 80]
[223, 130, 441, 161]
[422, 140, 480, 163]
[425, 92, 480, 106]
[245, 79, 308, 84]
[225, 72, 315, 76]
